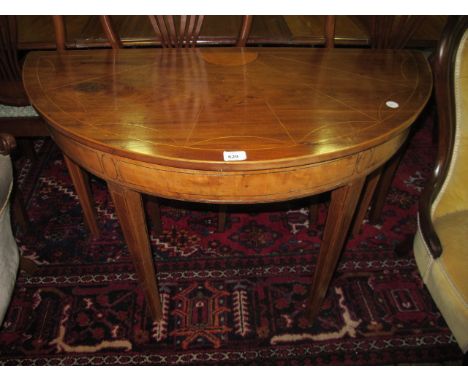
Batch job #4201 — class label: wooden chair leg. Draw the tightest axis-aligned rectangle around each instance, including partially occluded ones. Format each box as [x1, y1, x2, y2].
[18, 139, 37, 161]
[147, 198, 163, 235]
[394, 234, 415, 258]
[11, 190, 29, 233]
[63, 154, 100, 238]
[10, 192, 39, 275]
[218, 205, 227, 233]
[19, 257, 39, 275]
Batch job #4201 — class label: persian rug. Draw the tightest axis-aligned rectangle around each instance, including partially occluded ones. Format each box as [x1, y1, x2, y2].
[0, 112, 464, 365]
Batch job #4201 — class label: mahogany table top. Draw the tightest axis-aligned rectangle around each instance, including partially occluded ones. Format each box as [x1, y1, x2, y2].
[23, 47, 432, 171]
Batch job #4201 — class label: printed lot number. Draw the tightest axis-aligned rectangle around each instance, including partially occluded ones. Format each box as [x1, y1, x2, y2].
[223, 151, 247, 161]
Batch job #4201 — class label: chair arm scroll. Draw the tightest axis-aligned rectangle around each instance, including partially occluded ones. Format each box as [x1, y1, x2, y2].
[0, 133, 16, 155]
[418, 183, 443, 259]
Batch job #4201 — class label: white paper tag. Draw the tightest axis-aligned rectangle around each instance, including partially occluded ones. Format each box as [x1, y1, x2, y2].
[223, 151, 247, 161]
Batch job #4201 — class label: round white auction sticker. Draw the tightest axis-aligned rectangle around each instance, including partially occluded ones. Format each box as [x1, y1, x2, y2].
[386, 100, 400, 109]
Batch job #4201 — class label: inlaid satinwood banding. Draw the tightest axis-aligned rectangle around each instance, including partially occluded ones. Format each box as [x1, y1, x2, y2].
[51, 127, 407, 204]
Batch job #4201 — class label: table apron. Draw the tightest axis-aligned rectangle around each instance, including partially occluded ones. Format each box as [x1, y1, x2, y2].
[52, 130, 408, 204]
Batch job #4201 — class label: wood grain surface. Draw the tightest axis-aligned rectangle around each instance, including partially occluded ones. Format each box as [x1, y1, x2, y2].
[23, 48, 432, 172]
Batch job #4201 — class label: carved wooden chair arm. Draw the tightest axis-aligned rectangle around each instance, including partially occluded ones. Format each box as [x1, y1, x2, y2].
[417, 16, 468, 260]
[0, 133, 16, 155]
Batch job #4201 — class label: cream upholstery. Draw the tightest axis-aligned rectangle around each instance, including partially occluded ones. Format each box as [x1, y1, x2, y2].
[432, 33, 468, 218]
[414, 29, 468, 353]
[0, 104, 39, 118]
[0, 149, 19, 325]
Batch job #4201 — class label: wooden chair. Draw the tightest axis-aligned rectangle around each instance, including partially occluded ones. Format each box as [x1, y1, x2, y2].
[96, 15, 253, 234]
[0, 16, 49, 137]
[413, 16, 468, 353]
[350, 16, 428, 236]
[370, 16, 426, 49]
[0, 16, 51, 233]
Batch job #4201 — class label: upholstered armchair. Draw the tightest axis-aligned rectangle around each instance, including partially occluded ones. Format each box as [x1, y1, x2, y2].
[413, 16, 468, 353]
[0, 133, 20, 325]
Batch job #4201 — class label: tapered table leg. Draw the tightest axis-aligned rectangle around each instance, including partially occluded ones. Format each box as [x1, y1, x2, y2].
[218, 205, 227, 233]
[350, 169, 381, 236]
[306, 178, 365, 322]
[147, 197, 163, 235]
[369, 149, 404, 224]
[63, 155, 100, 238]
[107, 182, 163, 321]
[308, 197, 319, 226]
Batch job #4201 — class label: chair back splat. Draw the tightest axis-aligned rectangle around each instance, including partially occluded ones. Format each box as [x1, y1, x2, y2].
[324, 16, 336, 48]
[0, 16, 27, 106]
[370, 16, 426, 49]
[98, 15, 253, 49]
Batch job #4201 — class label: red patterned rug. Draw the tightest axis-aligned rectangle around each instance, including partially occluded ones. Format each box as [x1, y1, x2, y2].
[0, 112, 464, 365]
